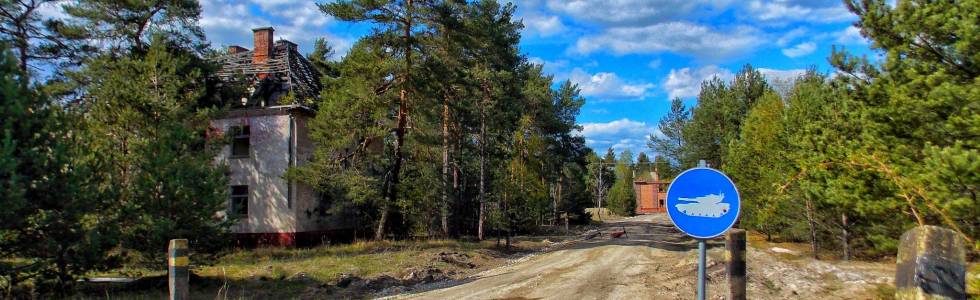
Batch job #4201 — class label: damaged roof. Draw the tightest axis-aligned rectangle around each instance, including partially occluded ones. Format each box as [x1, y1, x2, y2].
[214, 28, 322, 104]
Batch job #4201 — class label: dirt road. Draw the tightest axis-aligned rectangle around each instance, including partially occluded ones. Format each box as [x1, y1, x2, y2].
[388, 214, 893, 300]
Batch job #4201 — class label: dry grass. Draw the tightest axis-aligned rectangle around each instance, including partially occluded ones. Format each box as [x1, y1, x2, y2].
[197, 239, 501, 282]
[585, 207, 627, 222]
[82, 239, 548, 299]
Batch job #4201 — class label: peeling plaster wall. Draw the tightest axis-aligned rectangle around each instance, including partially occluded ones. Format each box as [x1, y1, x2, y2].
[213, 113, 297, 234]
[292, 114, 320, 232]
[212, 109, 355, 238]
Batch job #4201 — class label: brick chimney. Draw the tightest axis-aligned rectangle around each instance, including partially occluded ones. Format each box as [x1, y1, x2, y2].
[228, 45, 248, 54]
[252, 27, 274, 64]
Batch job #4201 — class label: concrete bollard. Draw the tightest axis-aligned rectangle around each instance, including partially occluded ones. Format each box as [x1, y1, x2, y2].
[726, 229, 747, 300]
[895, 226, 966, 300]
[168, 239, 189, 300]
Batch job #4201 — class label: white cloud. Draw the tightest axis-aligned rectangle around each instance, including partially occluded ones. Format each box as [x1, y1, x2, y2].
[528, 57, 571, 82]
[199, 0, 261, 45]
[746, 0, 855, 23]
[782, 42, 816, 58]
[759, 68, 809, 97]
[247, 0, 308, 11]
[662, 67, 811, 99]
[776, 27, 807, 47]
[200, 0, 352, 56]
[835, 26, 869, 45]
[542, 0, 853, 27]
[571, 22, 762, 60]
[522, 14, 566, 37]
[758, 68, 808, 82]
[569, 68, 655, 100]
[545, 0, 709, 26]
[580, 118, 660, 155]
[663, 65, 734, 99]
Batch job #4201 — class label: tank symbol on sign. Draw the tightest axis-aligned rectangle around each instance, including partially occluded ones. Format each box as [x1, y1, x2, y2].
[675, 193, 729, 218]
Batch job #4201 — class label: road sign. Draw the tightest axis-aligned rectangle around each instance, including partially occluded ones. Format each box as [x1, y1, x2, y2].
[665, 166, 741, 239]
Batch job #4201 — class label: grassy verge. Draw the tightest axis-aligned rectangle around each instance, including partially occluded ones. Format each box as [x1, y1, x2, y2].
[80, 239, 549, 299]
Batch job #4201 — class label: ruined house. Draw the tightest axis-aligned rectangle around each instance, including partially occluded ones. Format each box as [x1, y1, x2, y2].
[634, 169, 670, 214]
[211, 27, 344, 247]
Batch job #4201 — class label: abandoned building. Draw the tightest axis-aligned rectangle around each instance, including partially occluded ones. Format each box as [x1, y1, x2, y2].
[211, 27, 346, 247]
[634, 170, 670, 214]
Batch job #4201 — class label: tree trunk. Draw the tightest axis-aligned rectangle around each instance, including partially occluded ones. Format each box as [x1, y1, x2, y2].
[502, 190, 509, 249]
[477, 84, 488, 241]
[597, 165, 603, 221]
[375, 204, 389, 240]
[441, 97, 450, 236]
[805, 197, 818, 259]
[841, 212, 850, 261]
[378, 0, 413, 240]
[555, 176, 562, 224]
[16, 34, 28, 73]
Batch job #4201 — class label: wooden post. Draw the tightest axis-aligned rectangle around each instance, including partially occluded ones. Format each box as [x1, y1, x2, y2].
[727, 229, 746, 300]
[564, 213, 569, 236]
[895, 226, 966, 300]
[168, 239, 189, 300]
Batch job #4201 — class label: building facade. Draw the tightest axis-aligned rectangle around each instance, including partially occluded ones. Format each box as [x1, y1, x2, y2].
[634, 171, 670, 214]
[211, 27, 348, 247]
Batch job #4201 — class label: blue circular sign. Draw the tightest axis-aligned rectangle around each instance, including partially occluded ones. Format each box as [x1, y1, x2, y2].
[666, 167, 741, 239]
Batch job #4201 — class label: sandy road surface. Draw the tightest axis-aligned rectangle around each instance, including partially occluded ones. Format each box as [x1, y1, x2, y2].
[388, 214, 893, 300]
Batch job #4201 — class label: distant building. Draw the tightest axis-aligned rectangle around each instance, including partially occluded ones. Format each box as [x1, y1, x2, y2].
[210, 27, 347, 247]
[634, 170, 669, 214]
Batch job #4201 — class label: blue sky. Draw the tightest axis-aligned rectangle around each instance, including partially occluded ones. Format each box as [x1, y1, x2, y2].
[193, 0, 876, 157]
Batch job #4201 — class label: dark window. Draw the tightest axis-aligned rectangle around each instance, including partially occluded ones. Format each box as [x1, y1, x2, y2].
[659, 199, 665, 207]
[230, 185, 248, 216]
[658, 184, 665, 192]
[230, 126, 250, 158]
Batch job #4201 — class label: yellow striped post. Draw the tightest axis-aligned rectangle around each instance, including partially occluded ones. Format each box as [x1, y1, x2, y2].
[726, 229, 746, 300]
[168, 239, 189, 300]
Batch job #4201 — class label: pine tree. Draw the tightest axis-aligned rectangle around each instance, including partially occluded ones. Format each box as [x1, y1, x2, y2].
[61, 0, 204, 52]
[652, 155, 676, 179]
[724, 90, 793, 241]
[462, 0, 524, 240]
[0, 44, 113, 295]
[307, 37, 340, 79]
[585, 151, 612, 220]
[648, 97, 690, 170]
[607, 150, 636, 216]
[69, 36, 231, 265]
[635, 152, 651, 180]
[320, 0, 430, 240]
[294, 39, 394, 238]
[835, 0, 980, 251]
[684, 65, 771, 168]
[0, 0, 80, 73]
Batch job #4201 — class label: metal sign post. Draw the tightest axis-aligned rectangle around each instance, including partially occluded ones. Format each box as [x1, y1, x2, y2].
[696, 161, 706, 300]
[665, 160, 741, 300]
[697, 239, 706, 300]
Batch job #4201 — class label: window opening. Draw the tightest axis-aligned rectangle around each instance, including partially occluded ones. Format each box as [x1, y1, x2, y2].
[230, 126, 250, 158]
[231, 185, 249, 216]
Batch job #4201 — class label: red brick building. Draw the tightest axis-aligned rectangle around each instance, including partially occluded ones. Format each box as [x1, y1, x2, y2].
[634, 171, 670, 214]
